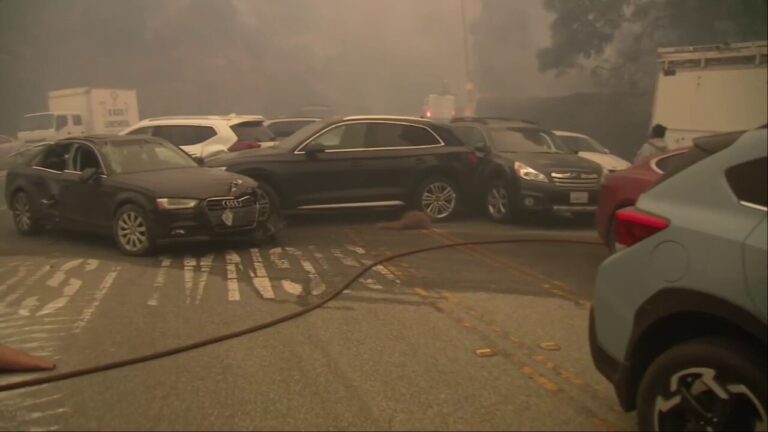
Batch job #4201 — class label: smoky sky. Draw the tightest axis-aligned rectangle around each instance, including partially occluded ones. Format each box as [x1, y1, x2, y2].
[0, 0, 591, 134]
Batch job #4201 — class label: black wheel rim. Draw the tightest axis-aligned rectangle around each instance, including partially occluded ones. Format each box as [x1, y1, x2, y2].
[487, 185, 508, 219]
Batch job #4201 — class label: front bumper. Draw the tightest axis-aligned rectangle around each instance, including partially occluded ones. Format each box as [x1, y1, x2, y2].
[514, 180, 599, 213]
[588, 307, 634, 412]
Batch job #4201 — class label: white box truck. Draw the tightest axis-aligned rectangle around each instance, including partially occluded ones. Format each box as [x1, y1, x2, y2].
[651, 41, 767, 149]
[17, 88, 139, 143]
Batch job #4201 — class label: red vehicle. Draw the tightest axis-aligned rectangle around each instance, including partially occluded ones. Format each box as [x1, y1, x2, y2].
[596, 149, 689, 251]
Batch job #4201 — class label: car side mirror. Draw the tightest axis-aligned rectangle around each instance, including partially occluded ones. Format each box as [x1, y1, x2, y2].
[473, 142, 488, 152]
[304, 142, 326, 158]
[79, 167, 99, 183]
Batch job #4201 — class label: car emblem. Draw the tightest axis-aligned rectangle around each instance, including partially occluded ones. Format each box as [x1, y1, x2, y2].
[222, 199, 242, 209]
[229, 179, 243, 195]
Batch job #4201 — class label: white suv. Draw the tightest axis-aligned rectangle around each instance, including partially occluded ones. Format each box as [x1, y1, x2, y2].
[120, 115, 277, 160]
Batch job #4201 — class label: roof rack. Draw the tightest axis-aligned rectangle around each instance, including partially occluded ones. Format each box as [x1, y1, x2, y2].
[450, 117, 538, 125]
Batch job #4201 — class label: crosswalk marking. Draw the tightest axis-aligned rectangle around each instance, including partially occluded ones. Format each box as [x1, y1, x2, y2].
[286, 248, 325, 295]
[249, 249, 274, 299]
[281, 280, 303, 295]
[225, 250, 241, 301]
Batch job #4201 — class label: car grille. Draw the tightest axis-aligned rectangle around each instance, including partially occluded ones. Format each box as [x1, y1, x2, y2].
[204, 196, 258, 231]
[549, 172, 600, 188]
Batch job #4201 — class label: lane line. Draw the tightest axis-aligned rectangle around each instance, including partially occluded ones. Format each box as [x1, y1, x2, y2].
[225, 250, 241, 301]
[74, 266, 120, 333]
[249, 249, 274, 299]
[147, 257, 172, 306]
[183, 256, 196, 304]
[195, 253, 214, 304]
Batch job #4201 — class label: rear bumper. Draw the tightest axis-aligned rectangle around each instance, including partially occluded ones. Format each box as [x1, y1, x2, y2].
[589, 307, 634, 412]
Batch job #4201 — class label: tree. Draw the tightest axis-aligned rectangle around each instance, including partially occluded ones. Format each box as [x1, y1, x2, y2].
[538, 0, 768, 90]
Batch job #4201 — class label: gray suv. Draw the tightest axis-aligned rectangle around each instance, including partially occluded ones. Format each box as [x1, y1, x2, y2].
[590, 126, 767, 430]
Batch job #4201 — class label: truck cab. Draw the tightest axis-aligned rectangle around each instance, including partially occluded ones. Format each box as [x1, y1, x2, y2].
[17, 112, 86, 144]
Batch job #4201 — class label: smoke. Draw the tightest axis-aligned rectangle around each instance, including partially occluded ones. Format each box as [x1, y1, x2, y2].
[0, 0, 587, 135]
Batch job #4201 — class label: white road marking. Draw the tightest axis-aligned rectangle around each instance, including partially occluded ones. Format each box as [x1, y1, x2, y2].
[361, 259, 401, 284]
[16, 408, 70, 421]
[345, 245, 366, 254]
[331, 248, 360, 267]
[269, 247, 290, 269]
[183, 256, 196, 304]
[36, 278, 83, 316]
[147, 257, 172, 306]
[0, 266, 29, 295]
[0, 265, 50, 313]
[249, 249, 274, 299]
[361, 278, 383, 289]
[17, 296, 39, 316]
[195, 253, 214, 304]
[74, 267, 120, 333]
[84, 259, 99, 271]
[0, 324, 74, 336]
[1, 333, 70, 343]
[281, 280, 303, 296]
[225, 250, 241, 301]
[45, 259, 83, 288]
[308, 246, 330, 270]
[0, 393, 63, 409]
[286, 248, 325, 295]
[8, 341, 59, 350]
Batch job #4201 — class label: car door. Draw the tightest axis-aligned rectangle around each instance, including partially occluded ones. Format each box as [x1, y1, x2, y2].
[359, 122, 444, 202]
[57, 142, 115, 231]
[288, 122, 369, 207]
[27, 142, 73, 221]
[453, 125, 492, 185]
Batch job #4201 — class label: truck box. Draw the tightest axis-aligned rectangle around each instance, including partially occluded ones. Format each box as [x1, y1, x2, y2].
[47, 88, 139, 134]
[652, 41, 767, 148]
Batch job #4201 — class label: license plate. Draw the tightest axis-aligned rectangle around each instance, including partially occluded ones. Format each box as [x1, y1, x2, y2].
[221, 209, 234, 226]
[570, 192, 589, 204]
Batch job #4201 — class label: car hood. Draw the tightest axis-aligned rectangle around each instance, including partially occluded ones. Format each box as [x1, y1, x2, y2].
[496, 152, 602, 174]
[576, 152, 631, 171]
[111, 167, 258, 198]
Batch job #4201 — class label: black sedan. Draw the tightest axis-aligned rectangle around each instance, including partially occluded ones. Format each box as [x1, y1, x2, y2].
[205, 116, 478, 221]
[4, 135, 274, 256]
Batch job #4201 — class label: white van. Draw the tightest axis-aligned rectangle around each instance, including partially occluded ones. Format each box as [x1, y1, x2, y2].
[17, 112, 86, 143]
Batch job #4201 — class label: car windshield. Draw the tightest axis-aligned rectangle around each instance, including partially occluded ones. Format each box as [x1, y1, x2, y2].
[102, 138, 198, 174]
[557, 134, 605, 153]
[489, 127, 569, 153]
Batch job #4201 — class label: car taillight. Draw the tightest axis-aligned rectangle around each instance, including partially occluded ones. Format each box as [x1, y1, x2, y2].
[464, 151, 479, 167]
[229, 140, 261, 152]
[615, 208, 669, 248]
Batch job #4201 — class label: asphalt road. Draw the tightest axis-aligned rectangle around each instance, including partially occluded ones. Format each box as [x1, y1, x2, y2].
[0, 172, 636, 431]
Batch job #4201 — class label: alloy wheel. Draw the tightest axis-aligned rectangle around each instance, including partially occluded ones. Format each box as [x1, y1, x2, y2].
[12, 193, 32, 232]
[487, 185, 509, 219]
[117, 211, 149, 252]
[255, 188, 271, 221]
[421, 182, 456, 219]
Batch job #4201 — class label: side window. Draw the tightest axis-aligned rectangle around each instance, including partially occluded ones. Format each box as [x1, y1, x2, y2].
[126, 126, 154, 136]
[310, 123, 366, 150]
[453, 126, 486, 149]
[153, 126, 216, 147]
[55, 115, 68, 131]
[67, 144, 101, 172]
[72, 115, 83, 126]
[35, 143, 73, 172]
[726, 157, 767, 208]
[364, 123, 440, 149]
[653, 152, 687, 173]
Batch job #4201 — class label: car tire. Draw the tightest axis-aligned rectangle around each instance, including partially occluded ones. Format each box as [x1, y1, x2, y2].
[415, 176, 460, 221]
[113, 204, 156, 256]
[10, 190, 43, 235]
[485, 180, 514, 223]
[253, 182, 280, 222]
[636, 337, 767, 432]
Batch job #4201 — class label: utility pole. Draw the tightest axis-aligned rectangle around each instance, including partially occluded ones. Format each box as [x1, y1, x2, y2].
[459, 0, 476, 115]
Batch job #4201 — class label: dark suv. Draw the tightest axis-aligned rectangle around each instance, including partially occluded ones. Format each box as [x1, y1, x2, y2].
[451, 118, 603, 222]
[206, 116, 478, 221]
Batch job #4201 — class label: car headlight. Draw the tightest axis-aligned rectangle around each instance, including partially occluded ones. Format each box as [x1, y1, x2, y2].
[513, 162, 548, 183]
[156, 198, 199, 210]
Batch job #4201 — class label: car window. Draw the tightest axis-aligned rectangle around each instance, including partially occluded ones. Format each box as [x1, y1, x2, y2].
[152, 125, 217, 146]
[655, 130, 745, 186]
[19, 114, 54, 132]
[101, 139, 198, 174]
[726, 157, 767, 208]
[55, 115, 68, 131]
[489, 127, 566, 153]
[453, 126, 487, 148]
[365, 123, 440, 149]
[67, 144, 102, 173]
[72, 115, 83, 126]
[310, 123, 366, 150]
[126, 126, 154, 136]
[35, 143, 73, 171]
[653, 152, 687, 173]
[230, 121, 275, 142]
[267, 120, 317, 139]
